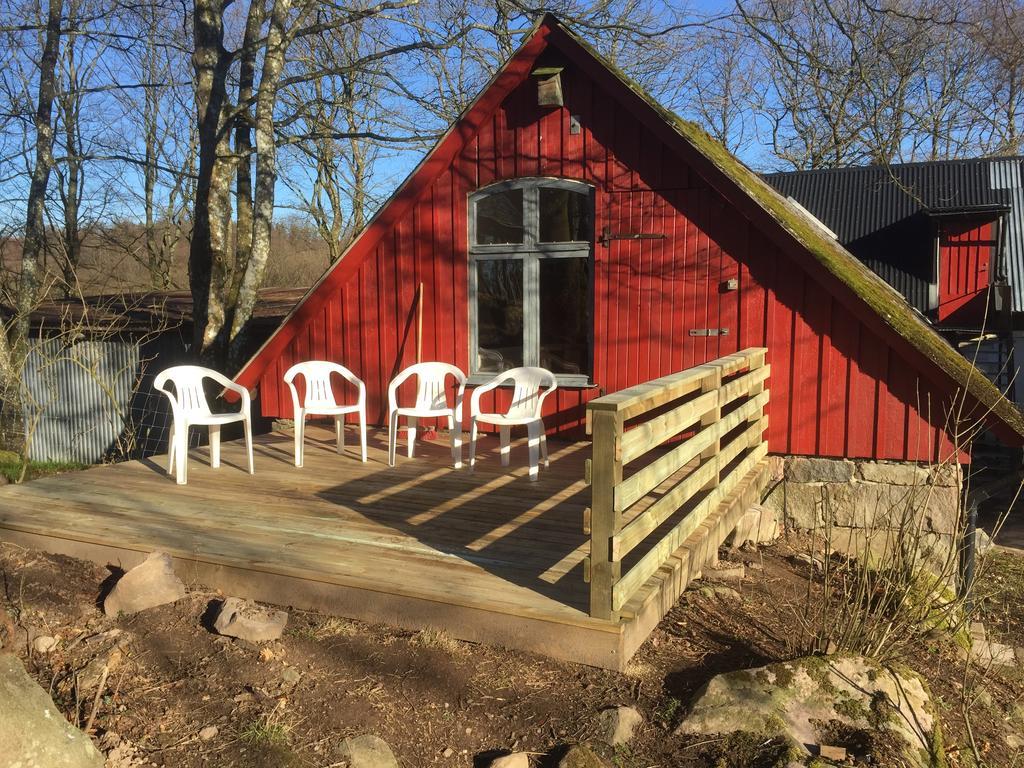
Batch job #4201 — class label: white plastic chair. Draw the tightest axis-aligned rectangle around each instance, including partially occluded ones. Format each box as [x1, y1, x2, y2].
[387, 362, 467, 468]
[283, 361, 367, 467]
[153, 365, 254, 486]
[468, 367, 557, 481]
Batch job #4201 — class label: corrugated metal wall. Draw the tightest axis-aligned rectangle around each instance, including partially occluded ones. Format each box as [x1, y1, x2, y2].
[20, 332, 191, 464]
[991, 159, 1024, 312]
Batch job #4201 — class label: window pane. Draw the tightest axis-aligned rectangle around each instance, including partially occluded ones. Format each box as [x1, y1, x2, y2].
[476, 259, 523, 372]
[539, 187, 591, 242]
[539, 257, 590, 375]
[475, 189, 524, 244]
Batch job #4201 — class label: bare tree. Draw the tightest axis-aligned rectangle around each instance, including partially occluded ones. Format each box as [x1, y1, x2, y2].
[664, 22, 760, 156]
[733, 0, 1024, 169]
[971, 0, 1024, 155]
[279, 16, 392, 263]
[188, 0, 479, 369]
[13, 0, 64, 359]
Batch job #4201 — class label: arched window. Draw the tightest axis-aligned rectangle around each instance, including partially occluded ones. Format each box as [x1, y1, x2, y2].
[469, 178, 593, 384]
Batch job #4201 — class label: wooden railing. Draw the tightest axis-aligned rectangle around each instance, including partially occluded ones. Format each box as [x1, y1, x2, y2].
[584, 348, 769, 620]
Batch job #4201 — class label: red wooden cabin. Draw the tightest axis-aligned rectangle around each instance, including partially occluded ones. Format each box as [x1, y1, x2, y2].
[235, 16, 1024, 464]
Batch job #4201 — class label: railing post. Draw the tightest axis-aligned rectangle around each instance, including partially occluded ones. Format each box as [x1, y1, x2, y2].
[699, 366, 723, 491]
[747, 350, 767, 448]
[589, 408, 623, 621]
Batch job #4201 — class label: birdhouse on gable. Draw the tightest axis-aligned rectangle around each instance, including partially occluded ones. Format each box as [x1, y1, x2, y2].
[532, 66, 564, 107]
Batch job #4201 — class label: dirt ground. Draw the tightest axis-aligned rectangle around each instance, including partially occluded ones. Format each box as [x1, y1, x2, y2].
[2, 536, 1023, 768]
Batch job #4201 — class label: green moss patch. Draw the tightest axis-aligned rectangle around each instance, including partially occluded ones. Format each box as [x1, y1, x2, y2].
[0, 450, 87, 483]
[690, 730, 802, 768]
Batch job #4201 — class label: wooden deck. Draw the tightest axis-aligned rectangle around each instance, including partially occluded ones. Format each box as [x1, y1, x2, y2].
[0, 425, 770, 670]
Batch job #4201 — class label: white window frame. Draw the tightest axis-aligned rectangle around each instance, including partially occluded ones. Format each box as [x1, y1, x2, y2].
[468, 177, 594, 386]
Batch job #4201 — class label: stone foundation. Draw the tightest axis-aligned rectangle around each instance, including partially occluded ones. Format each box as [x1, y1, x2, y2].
[762, 456, 963, 568]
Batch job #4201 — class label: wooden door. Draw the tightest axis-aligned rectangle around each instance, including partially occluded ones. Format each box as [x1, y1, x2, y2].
[937, 218, 995, 324]
[598, 188, 734, 393]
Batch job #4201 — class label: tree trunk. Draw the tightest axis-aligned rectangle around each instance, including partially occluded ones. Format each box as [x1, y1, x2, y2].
[143, 4, 161, 290]
[60, 30, 82, 296]
[189, 0, 233, 361]
[15, 0, 64, 346]
[227, 0, 291, 368]
[230, 1, 264, 316]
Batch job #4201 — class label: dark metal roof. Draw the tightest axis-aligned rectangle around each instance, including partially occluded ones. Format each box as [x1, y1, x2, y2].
[764, 157, 1024, 313]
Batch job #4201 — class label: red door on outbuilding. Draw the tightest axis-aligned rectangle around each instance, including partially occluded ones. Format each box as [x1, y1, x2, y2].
[936, 217, 996, 325]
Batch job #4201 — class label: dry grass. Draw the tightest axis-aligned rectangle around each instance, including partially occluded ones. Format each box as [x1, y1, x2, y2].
[412, 628, 468, 656]
[309, 617, 360, 640]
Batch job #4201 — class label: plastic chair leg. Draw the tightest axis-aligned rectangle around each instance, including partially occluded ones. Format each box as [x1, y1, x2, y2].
[527, 421, 540, 482]
[449, 412, 462, 469]
[243, 417, 254, 475]
[407, 416, 418, 459]
[209, 424, 221, 468]
[167, 422, 176, 475]
[336, 416, 345, 455]
[359, 408, 367, 463]
[175, 426, 188, 485]
[294, 416, 304, 468]
[499, 426, 511, 467]
[387, 413, 398, 467]
[468, 418, 478, 471]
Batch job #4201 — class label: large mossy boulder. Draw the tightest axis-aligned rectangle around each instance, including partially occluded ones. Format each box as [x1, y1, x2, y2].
[676, 655, 944, 767]
[0, 653, 104, 767]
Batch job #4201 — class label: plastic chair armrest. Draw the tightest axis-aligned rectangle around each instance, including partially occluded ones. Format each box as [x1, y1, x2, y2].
[387, 368, 415, 417]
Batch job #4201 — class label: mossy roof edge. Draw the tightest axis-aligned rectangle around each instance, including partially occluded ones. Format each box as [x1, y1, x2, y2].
[548, 17, 1024, 441]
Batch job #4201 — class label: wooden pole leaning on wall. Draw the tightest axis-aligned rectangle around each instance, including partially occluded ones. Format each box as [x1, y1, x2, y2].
[416, 282, 424, 364]
[589, 408, 624, 621]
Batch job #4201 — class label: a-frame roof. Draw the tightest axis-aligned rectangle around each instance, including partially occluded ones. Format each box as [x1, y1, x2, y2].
[235, 14, 1024, 445]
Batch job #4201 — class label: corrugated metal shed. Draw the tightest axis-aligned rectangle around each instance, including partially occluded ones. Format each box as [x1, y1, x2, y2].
[20, 332, 192, 464]
[5, 288, 305, 464]
[992, 160, 1024, 311]
[765, 157, 1024, 312]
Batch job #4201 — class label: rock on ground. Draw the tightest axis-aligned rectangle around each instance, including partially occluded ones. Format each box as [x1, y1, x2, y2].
[101, 733, 142, 768]
[729, 505, 780, 548]
[0, 652, 104, 767]
[213, 597, 288, 643]
[975, 528, 994, 556]
[489, 753, 529, 768]
[676, 654, 941, 766]
[103, 551, 186, 616]
[32, 635, 58, 653]
[697, 585, 741, 601]
[597, 705, 643, 746]
[968, 622, 1016, 667]
[334, 733, 399, 768]
[972, 638, 1016, 666]
[557, 744, 609, 768]
[708, 564, 745, 582]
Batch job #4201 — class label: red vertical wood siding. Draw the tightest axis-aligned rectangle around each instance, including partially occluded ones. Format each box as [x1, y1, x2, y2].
[255, 58, 966, 464]
[937, 218, 995, 324]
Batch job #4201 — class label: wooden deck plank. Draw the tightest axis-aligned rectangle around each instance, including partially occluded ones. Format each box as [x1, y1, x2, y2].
[0, 426, 767, 670]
